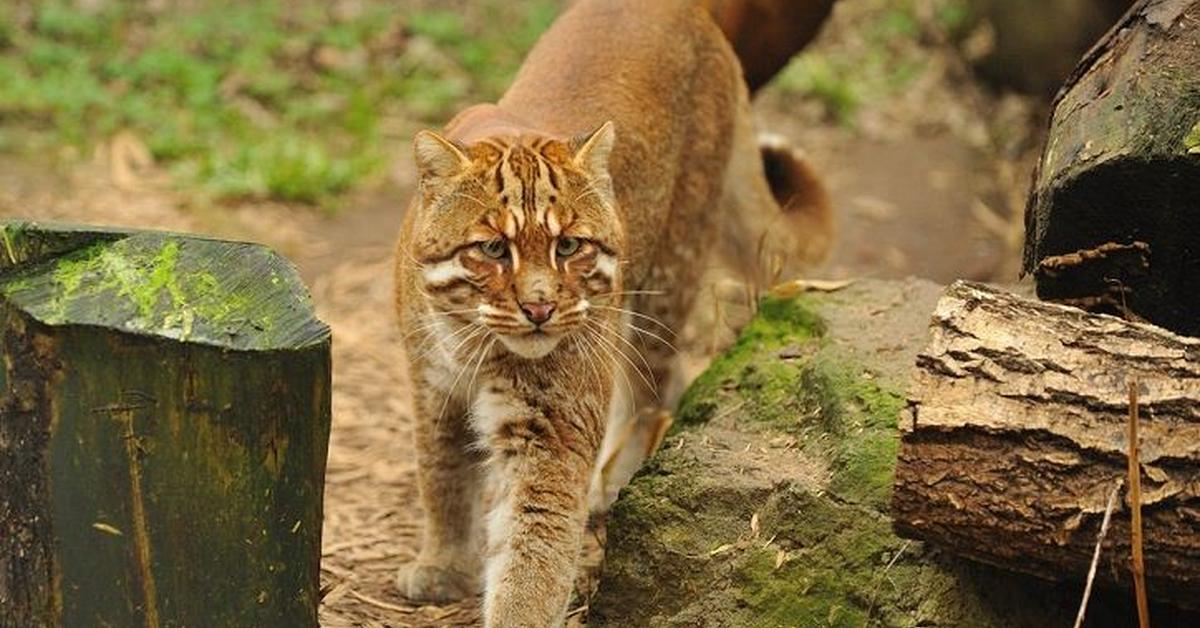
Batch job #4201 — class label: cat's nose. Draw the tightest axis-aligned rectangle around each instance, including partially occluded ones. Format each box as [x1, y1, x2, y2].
[519, 301, 556, 325]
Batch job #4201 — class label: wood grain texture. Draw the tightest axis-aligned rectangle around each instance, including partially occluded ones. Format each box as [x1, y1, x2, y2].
[893, 280, 1200, 608]
[0, 222, 331, 628]
[1023, 0, 1200, 335]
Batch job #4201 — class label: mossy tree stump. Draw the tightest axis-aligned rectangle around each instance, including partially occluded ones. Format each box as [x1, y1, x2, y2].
[0, 222, 331, 628]
[1023, 0, 1200, 336]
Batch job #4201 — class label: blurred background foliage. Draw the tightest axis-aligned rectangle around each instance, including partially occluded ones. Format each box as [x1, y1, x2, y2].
[0, 0, 556, 204]
[0, 0, 1124, 207]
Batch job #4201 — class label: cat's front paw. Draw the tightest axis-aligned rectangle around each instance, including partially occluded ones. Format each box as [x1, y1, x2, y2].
[395, 561, 477, 603]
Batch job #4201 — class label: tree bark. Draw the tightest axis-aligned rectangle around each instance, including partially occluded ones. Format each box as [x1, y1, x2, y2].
[1022, 0, 1200, 336]
[893, 280, 1200, 608]
[0, 222, 331, 627]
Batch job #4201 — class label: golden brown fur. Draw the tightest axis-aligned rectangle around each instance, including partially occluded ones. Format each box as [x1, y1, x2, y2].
[392, 1, 831, 625]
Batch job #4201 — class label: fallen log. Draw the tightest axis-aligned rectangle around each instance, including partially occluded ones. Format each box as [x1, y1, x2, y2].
[1022, 0, 1200, 336]
[893, 280, 1200, 608]
[0, 222, 331, 627]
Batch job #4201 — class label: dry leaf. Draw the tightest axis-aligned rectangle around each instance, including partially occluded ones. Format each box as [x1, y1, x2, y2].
[749, 513, 760, 538]
[769, 278, 856, 298]
[709, 543, 736, 557]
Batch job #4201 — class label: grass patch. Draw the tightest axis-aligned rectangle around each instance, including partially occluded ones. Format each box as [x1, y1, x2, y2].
[772, 0, 967, 126]
[0, 0, 557, 205]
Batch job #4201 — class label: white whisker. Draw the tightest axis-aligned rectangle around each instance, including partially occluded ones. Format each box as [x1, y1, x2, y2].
[454, 191, 491, 209]
[435, 329, 490, 424]
[591, 317, 657, 385]
[586, 321, 658, 400]
[593, 290, 669, 299]
[466, 336, 497, 400]
[590, 304, 676, 337]
[627, 322, 678, 354]
[411, 322, 482, 366]
[581, 329, 634, 406]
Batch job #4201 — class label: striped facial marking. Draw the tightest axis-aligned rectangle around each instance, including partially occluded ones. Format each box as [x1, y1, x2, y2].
[412, 127, 624, 359]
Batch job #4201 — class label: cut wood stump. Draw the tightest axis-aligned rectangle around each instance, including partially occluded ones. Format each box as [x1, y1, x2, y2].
[0, 221, 332, 627]
[893, 280, 1200, 608]
[1023, 0, 1200, 336]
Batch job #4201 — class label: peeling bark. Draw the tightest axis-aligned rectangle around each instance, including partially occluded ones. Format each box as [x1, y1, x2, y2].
[894, 280, 1200, 608]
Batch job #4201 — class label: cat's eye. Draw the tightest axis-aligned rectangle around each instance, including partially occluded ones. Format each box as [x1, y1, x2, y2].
[556, 237, 581, 257]
[480, 239, 508, 259]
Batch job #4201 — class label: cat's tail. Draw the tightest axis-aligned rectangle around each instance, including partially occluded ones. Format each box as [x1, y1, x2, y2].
[758, 133, 834, 267]
[703, 0, 836, 92]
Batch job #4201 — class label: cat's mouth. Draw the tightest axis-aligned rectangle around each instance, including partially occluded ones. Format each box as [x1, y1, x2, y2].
[496, 328, 564, 359]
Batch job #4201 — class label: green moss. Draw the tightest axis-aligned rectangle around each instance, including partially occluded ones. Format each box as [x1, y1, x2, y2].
[674, 292, 905, 508]
[831, 429, 898, 509]
[0, 227, 327, 350]
[808, 359, 905, 508]
[1186, 120, 1200, 154]
[50, 245, 94, 299]
[677, 295, 824, 427]
[38, 239, 186, 326]
[610, 294, 916, 623]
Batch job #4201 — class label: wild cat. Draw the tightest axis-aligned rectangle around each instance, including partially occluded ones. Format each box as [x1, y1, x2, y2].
[392, 0, 832, 625]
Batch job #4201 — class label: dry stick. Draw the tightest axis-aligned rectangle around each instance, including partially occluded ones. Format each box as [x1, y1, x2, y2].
[1073, 478, 1124, 628]
[1128, 380, 1151, 628]
[346, 588, 417, 614]
[864, 540, 912, 627]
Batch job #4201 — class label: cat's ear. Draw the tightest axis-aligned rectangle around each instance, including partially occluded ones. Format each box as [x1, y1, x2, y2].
[571, 121, 616, 178]
[413, 130, 470, 180]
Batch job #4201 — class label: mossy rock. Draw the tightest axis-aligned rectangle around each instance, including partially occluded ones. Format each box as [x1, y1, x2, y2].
[591, 279, 1161, 627]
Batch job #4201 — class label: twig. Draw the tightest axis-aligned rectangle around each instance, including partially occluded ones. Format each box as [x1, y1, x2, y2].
[1128, 380, 1151, 628]
[863, 540, 911, 627]
[1073, 478, 1123, 628]
[346, 589, 417, 614]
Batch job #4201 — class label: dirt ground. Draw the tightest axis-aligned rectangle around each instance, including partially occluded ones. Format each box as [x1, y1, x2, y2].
[0, 2, 1047, 626]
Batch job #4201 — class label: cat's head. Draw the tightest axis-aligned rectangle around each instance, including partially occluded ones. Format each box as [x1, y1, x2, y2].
[408, 122, 625, 359]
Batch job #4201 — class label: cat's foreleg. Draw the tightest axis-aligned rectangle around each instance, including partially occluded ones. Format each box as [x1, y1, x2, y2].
[396, 382, 484, 602]
[477, 389, 604, 628]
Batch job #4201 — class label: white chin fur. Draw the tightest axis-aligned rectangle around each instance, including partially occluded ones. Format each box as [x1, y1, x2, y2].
[498, 333, 562, 359]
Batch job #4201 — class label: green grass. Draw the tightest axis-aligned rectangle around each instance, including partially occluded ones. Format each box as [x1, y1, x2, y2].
[772, 0, 965, 127]
[0, 0, 557, 205]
